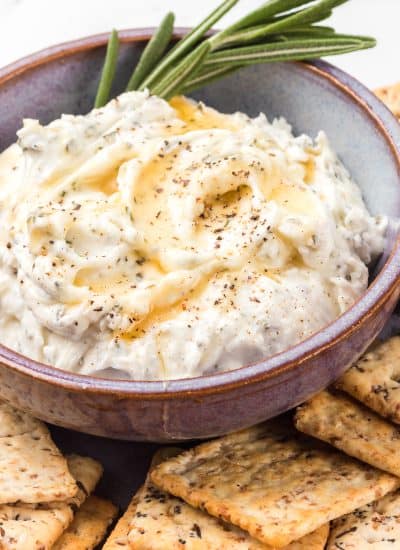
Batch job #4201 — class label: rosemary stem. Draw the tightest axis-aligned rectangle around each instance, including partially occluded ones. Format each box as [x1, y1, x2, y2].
[126, 12, 175, 91]
[94, 29, 119, 108]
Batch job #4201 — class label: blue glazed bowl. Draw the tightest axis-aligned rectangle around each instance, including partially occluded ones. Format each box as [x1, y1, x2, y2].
[0, 29, 399, 441]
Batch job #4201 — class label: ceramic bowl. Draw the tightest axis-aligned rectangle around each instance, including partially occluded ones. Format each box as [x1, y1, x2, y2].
[0, 29, 400, 441]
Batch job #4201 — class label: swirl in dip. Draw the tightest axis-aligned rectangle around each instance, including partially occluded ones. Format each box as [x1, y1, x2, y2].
[0, 92, 386, 380]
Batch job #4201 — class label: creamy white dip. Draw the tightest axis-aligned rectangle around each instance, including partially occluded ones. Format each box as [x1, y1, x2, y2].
[0, 91, 386, 380]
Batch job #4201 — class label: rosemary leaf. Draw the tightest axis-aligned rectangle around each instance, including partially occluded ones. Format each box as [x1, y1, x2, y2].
[126, 12, 175, 91]
[239, 3, 337, 38]
[139, 0, 238, 91]
[151, 41, 211, 99]
[204, 37, 376, 67]
[210, 0, 349, 48]
[209, 0, 317, 47]
[214, 21, 336, 49]
[94, 29, 119, 108]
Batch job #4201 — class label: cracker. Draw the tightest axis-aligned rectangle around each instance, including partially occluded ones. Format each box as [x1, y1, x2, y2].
[375, 82, 400, 118]
[327, 489, 400, 549]
[65, 454, 103, 509]
[0, 419, 77, 504]
[128, 449, 266, 550]
[0, 504, 73, 550]
[336, 336, 400, 424]
[150, 421, 398, 547]
[295, 390, 400, 477]
[0, 454, 103, 549]
[52, 495, 117, 549]
[288, 524, 329, 550]
[106, 448, 329, 550]
[0, 402, 42, 437]
[102, 449, 178, 550]
[102, 494, 139, 549]
[103, 449, 183, 549]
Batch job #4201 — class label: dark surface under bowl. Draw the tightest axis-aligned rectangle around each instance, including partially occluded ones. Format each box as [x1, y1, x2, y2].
[0, 30, 400, 465]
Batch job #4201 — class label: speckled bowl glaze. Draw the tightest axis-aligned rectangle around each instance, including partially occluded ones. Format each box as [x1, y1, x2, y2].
[0, 29, 400, 442]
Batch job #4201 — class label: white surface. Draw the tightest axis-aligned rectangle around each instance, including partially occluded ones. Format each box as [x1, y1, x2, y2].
[0, 0, 399, 89]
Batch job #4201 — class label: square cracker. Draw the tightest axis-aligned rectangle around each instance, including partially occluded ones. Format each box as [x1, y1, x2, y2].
[0, 402, 42, 437]
[52, 495, 117, 549]
[0, 454, 103, 550]
[0, 505, 73, 550]
[0, 404, 77, 504]
[287, 524, 329, 550]
[327, 489, 400, 549]
[336, 336, 400, 424]
[64, 454, 103, 509]
[103, 449, 177, 550]
[102, 495, 139, 549]
[106, 448, 329, 550]
[150, 421, 398, 547]
[295, 390, 400, 477]
[375, 82, 400, 118]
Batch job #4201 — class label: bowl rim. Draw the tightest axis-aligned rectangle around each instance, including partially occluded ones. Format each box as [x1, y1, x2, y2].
[1, 28, 400, 398]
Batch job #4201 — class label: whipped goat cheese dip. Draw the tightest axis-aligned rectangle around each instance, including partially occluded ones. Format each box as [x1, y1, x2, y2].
[0, 91, 386, 380]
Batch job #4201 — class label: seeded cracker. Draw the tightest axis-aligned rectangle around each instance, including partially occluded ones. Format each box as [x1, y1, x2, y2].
[102, 493, 139, 549]
[128, 448, 267, 550]
[104, 447, 329, 550]
[0, 402, 77, 504]
[64, 454, 103, 509]
[295, 390, 400, 477]
[0, 505, 73, 550]
[375, 82, 400, 118]
[336, 336, 400, 424]
[0, 454, 103, 550]
[103, 449, 170, 550]
[52, 495, 117, 549]
[327, 489, 400, 549]
[150, 421, 398, 547]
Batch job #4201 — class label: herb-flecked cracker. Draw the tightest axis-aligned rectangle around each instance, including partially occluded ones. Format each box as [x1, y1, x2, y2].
[0, 454, 103, 549]
[0, 504, 73, 550]
[336, 336, 400, 424]
[375, 82, 400, 119]
[106, 447, 329, 550]
[103, 449, 176, 550]
[128, 448, 266, 550]
[52, 495, 117, 549]
[64, 454, 103, 509]
[295, 390, 400, 477]
[102, 494, 139, 549]
[0, 404, 77, 504]
[287, 524, 329, 550]
[103, 449, 178, 550]
[0, 402, 42, 437]
[327, 489, 400, 549]
[150, 421, 398, 547]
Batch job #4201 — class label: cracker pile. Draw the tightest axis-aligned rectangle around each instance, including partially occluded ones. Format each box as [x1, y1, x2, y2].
[5, 343, 400, 548]
[103, 336, 400, 549]
[0, 402, 117, 549]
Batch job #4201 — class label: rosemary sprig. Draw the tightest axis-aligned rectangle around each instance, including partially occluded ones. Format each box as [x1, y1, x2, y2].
[126, 12, 175, 91]
[94, 0, 376, 107]
[94, 29, 119, 108]
[212, 22, 336, 49]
